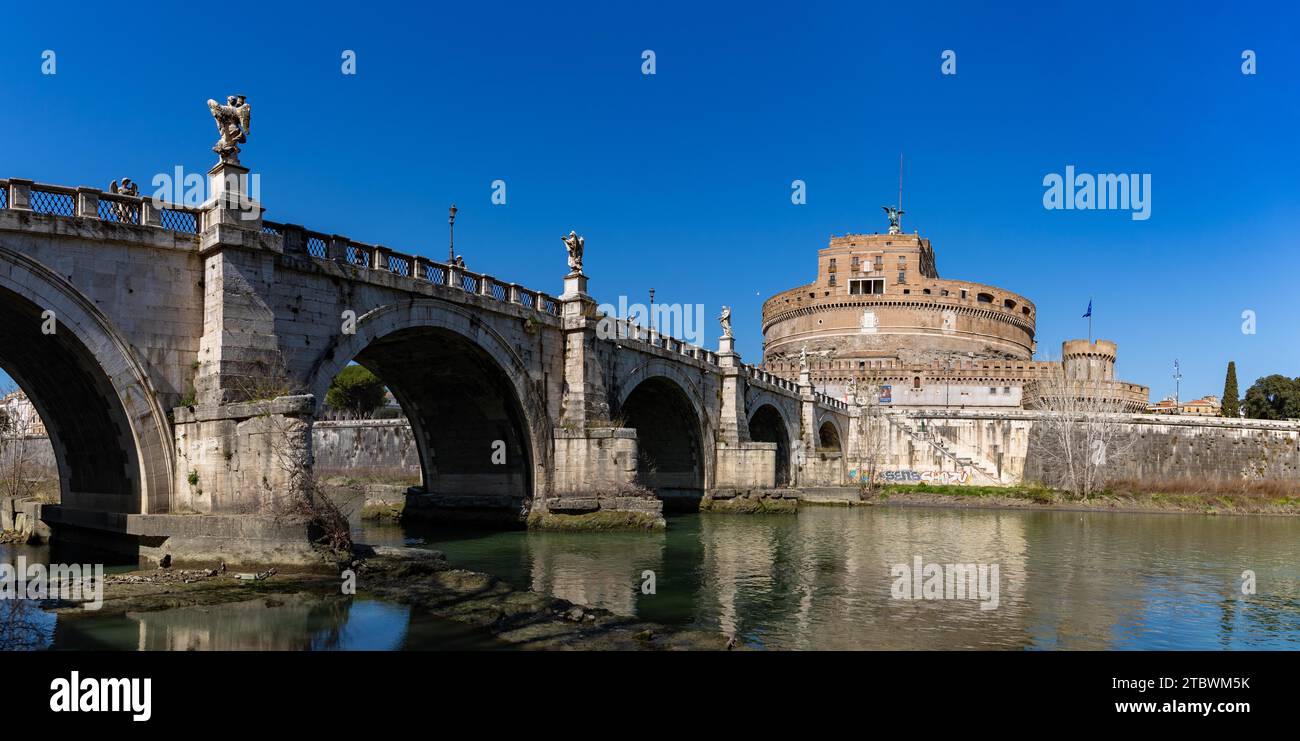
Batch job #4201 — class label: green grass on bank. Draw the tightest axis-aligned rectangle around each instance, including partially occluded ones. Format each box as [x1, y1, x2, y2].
[877, 480, 1300, 514]
[879, 483, 1056, 503]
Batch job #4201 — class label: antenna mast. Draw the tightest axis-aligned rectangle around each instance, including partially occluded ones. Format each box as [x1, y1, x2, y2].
[898, 152, 904, 215]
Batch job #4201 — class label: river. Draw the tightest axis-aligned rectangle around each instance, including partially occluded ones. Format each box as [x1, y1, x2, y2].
[4, 505, 1299, 650]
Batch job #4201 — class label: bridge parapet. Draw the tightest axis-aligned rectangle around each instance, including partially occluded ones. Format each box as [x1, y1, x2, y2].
[599, 316, 720, 367]
[3, 178, 204, 235]
[263, 219, 560, 316]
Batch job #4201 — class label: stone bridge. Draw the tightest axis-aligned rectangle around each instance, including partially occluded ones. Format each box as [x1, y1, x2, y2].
[0, 165, 856, 563]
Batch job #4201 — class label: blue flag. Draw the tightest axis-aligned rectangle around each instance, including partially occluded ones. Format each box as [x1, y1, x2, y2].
[1082, 300, 1092, 318]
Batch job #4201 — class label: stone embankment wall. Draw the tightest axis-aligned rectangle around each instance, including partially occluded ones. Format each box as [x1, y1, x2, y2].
[890, 411, 1300, 486]
[311, 419, 421, 475]
[0, 436, 57, 472]
[16, 414, 1300, 499]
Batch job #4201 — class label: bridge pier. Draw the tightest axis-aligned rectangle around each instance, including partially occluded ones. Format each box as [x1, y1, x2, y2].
[540, 271, 666, 526]
[712, 336, 778, 491]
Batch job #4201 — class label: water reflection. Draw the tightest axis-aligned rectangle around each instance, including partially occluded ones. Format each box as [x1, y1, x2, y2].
[7, 507, 1300, 650]
[2, 541, 504, 651]
[403, 507, 1300, 650]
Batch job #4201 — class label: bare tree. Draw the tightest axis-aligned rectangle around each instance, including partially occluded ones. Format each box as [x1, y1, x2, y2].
[850, 371, 890, 498]
[0, 387, 39, 500]
[1026, 365, 1137, 499]
[235, 354, 352, 555]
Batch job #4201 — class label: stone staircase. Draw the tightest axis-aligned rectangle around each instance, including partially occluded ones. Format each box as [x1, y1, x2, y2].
[885, 415, 1005, 485]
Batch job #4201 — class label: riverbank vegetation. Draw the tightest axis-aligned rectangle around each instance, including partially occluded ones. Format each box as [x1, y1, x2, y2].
[876, 476, 1300, 515]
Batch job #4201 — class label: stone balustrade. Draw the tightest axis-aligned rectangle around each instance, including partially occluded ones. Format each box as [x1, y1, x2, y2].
[2, 178, 203, 234]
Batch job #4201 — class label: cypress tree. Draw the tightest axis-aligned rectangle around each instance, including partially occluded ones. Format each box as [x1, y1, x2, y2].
[1222, 361, 1240, 418]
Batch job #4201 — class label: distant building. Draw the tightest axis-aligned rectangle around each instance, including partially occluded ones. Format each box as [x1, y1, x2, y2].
[1145, 395, 1220, 416]
[0, 389, 47, 436]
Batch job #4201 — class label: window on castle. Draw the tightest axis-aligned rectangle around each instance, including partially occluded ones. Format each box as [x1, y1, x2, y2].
[851, 256, 859, 271]
[849, 278, 884, 295]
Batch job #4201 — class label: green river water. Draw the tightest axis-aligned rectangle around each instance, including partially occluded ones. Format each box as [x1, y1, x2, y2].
[4, 505, 1299, 650]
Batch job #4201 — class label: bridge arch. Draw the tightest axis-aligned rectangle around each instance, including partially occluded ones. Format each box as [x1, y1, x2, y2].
[614, 360, 709, 507]
[747, 403, 794, 487]
[305, 299, 550, 516]
[816, 417, 843, 452]
[0, 245, 173, 514]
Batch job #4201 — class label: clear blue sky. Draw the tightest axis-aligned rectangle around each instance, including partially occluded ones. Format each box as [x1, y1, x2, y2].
[2, 1, 1297, 402]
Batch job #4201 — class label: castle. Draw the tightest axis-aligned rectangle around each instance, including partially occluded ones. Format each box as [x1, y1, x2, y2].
[760, 219, 1149, 411]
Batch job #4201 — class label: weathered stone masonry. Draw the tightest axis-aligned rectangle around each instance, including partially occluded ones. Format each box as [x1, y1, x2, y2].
[0, 171, 850, 563]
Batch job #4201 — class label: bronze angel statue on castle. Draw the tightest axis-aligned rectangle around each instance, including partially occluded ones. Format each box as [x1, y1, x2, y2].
[207, 95, 251, 164]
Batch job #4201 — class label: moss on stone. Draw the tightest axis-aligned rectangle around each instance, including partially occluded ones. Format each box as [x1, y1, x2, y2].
[699, 495, 798, 514]
[527, 509, 666, 531]
[360, 501, 405, 521]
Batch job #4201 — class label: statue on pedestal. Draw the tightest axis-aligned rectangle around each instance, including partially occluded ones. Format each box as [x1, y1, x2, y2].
[882, 205, 904, 235]
[562, 230, 584, 274]
[718, 306, 733, 339]
[207, 95, 251, 164]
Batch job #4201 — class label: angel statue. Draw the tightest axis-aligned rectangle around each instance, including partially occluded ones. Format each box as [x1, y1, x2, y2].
[846, 376, 858, 399]
[799, 344, 809, 372]
[718, 306, 733, 339]
[882, 205, 904, 235]
[109, 177, 138, 197]
[207, 95, 251, 163]
[562, 230, 584, 274]
[108, 178, 140, 223]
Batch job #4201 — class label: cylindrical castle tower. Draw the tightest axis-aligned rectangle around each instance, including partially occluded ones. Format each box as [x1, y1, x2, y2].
[1061, 339, 1116, 382]
[761, 232, 1037, 370]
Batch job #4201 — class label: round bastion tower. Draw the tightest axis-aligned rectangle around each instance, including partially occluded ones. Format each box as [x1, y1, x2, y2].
[1061, 339, 1116, 382]
[761, 216, 1150, 411]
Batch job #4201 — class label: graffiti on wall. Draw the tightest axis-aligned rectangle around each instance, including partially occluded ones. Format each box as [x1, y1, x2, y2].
[849, 468, 973, 485]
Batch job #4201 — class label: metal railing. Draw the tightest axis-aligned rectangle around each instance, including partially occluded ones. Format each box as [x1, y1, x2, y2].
[261, 220, 561, 317]
[2, 178, 203, 236]
[595, 316, 721, 366]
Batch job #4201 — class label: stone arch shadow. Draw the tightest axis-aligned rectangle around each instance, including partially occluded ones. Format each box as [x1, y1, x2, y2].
[0, 244, 173, 516]
[816, 416, 844, 451]
[612, 358, 710, 511]
[746, 401, 797, 487]
[305, 299, 551, 524]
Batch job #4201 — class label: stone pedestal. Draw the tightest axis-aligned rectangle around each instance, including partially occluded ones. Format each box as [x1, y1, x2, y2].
[203, 160, 263, 229]
[193, 160, 283, 405]
[559, 271, 610, 426]
[561, 271, 588, 300]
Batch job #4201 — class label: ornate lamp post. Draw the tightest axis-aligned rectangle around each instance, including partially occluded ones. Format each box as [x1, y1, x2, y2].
[448, 203, 458, 264]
